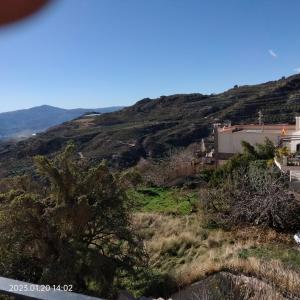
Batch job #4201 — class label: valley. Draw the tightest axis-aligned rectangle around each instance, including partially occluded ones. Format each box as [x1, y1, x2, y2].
[0, 105, 123, 141]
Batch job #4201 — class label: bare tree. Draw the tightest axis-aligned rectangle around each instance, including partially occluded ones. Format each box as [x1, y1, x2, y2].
[203, 164, 300, 231]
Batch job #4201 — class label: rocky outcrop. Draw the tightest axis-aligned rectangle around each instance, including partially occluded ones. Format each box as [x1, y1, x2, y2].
[170, 272, 287, 300]
[119, 272, 289, 300]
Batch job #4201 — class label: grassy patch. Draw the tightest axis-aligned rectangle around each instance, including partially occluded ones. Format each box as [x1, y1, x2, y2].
[133, 213, 300, 298]
[128, 187, 197, 215]
[239, 245, 300, 269]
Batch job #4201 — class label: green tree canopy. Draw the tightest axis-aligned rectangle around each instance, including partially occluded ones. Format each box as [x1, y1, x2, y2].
[209, 138, 275, 187]
[0, 143, 145, 298]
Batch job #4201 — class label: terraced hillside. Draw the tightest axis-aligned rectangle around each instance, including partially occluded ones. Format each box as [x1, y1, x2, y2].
[1, 74, 300, 176]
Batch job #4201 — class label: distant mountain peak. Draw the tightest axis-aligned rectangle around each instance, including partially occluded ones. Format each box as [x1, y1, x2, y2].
[0, 105, 123, 140]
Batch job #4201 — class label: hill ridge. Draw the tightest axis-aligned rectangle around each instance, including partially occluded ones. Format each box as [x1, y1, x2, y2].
[1, 74, 300, 176]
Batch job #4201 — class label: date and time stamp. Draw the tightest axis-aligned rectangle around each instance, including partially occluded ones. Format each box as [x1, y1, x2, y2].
[8, 284, 73, 293]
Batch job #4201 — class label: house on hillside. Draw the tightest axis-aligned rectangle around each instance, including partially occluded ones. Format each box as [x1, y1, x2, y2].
[214, 116, 300, 184]
[214, 116, 300, 166]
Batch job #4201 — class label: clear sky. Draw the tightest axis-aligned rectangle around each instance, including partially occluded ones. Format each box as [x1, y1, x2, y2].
[0, 0, 300, 112]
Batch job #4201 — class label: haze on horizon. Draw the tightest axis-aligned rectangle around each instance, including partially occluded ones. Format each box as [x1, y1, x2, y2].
[0, 0, 300, 113]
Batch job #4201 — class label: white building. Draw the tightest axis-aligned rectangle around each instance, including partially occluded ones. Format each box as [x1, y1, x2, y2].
[215, 117, 300, 164]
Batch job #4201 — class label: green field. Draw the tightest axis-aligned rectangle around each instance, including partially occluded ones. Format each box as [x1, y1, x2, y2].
[127, 187, 197, 215]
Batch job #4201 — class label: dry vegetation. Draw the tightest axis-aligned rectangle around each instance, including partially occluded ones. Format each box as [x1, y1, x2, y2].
[134, 143, 213, 187]
[127, 140, 300, 299]
[133, 213, 300, 299]
[204, 166, 300, 231]
[73, 117, 96, 128]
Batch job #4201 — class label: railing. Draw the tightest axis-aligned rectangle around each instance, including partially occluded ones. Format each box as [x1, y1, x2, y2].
[274, 156, 300, 168]
[0, 276, 104, 300]
[287, 157, 300, 166]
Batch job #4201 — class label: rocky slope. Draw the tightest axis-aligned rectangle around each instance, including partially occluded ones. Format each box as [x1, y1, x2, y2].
[2, 75, 300, 176]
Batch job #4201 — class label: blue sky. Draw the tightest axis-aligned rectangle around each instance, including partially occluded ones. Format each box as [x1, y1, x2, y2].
[0, 0, 300, 112]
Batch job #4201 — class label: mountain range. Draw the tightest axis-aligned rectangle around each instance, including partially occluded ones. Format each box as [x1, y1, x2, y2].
[1, 74, 300, 176]
[0, 105, 123, 140]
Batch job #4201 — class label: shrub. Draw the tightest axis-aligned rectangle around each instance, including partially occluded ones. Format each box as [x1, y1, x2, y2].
[0, 144, 145, 298]
[204, 165, 300, 231]
[135, 143, 207, 187]
[209, 138, 275, 187]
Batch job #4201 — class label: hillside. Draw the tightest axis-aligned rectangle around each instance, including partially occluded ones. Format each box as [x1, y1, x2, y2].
[1, 74, 300, 176]
[0, 105, 123, 140]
